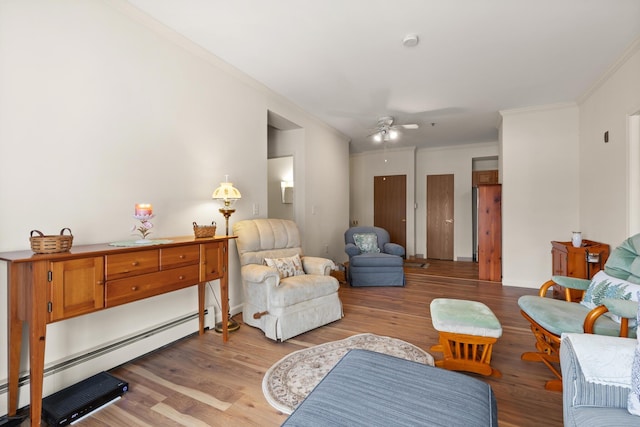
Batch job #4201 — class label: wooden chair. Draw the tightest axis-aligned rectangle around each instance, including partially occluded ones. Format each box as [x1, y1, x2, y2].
[519, 275, 638, 390]
[519, 234, 640, 390]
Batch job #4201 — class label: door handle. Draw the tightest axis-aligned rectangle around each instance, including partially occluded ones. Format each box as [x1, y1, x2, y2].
[445, 219, 453, 223]
[401, 219, 406, 222]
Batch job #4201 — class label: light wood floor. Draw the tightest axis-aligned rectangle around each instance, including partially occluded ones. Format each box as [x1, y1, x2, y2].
[34, 261, 563, 426]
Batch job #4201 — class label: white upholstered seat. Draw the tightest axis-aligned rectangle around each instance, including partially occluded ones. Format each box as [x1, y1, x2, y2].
[232, 218, 343, 341]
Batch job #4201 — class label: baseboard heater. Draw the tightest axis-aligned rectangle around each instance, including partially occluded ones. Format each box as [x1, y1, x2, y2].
[0, 310, 204, 394]
[42, 372, 128, 426]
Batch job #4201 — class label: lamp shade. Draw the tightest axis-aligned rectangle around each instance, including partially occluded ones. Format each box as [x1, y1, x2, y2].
[212, 181, 241, 207]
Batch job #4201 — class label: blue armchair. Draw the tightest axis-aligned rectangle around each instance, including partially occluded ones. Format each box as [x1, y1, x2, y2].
[344, 226, 405, 287]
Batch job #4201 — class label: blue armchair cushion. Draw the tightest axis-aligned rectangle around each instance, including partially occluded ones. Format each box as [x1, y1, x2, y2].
[349, 252, 404, 268]
[353, 233, 380, 254]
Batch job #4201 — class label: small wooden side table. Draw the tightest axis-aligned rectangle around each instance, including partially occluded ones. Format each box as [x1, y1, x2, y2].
[550, 240, 610, 302]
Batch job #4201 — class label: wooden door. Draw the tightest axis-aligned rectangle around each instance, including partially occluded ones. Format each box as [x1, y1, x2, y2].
[374, 175, 406, 249]
[427, 174, 454, 260]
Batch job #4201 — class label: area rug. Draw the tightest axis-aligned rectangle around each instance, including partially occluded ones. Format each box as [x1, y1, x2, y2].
[404, 262, 430, 269]
[262, 333, 434, 414]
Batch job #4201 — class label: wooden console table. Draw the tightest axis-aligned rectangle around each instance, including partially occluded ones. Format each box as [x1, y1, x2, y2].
[0, 235, 235, 426]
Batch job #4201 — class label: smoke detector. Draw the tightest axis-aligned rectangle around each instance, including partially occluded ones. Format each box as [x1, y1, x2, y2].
[402, 34, 419, 47]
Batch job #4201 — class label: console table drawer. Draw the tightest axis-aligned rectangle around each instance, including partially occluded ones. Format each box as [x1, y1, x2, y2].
[105, 265, 199, 307]
[160, 245, 199, 269]
[105, 250, 159, 280]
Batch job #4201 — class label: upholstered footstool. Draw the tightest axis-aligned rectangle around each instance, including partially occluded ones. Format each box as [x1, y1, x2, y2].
[282, 349, 498, 426]
[429, 298, 502, 377]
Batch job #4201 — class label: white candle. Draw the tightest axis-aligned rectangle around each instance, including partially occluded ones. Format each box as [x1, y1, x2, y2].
[135, 203, 152, 216]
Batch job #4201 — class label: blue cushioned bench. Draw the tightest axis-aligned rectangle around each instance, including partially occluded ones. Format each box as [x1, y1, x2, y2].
[282, 349, 498, 427]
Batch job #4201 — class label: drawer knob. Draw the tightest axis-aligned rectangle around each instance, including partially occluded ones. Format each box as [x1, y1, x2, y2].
[131, 286, 138, 291]
[179, 255, 186, 259]
[179, 275, 185, 280]
[132, 261, 139, 266]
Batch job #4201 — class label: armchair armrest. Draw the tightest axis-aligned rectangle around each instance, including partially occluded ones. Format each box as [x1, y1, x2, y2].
[302, 256, 335, 275]
[241, 264, 280, 285]
[538, 276, 590, 300]
[383, 242, 405, 257]
[551, 275, 591, 290]
[583, 298, 637, 337]
[345, 243, 360, 257]
[602, 298, 639, 319]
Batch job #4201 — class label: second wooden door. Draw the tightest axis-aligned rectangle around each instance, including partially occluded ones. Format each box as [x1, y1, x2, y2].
[374, 175, 406, 249]
[427, 174, 454, 260]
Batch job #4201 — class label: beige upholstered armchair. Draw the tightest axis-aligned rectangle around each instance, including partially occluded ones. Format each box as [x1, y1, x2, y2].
[232, 218, 343, 341]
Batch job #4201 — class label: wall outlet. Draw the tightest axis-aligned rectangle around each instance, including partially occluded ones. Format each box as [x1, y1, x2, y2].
[324, 244, 329, 254]
[253, 203, 259, 216]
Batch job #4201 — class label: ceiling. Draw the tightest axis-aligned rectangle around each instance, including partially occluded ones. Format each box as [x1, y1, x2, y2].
[126, 0, 640, 153]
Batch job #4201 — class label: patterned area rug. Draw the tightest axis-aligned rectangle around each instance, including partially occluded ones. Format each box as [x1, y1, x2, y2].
[262, 333, 434, 414]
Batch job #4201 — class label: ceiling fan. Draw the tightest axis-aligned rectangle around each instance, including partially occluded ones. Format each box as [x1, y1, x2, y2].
[369, 116, 419, 143]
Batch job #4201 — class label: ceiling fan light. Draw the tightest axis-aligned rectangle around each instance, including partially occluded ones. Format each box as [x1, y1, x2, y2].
[373, 133, 382, 142]
[389, 129, 398, 140]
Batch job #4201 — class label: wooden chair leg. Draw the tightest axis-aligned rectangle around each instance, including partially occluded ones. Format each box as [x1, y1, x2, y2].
[520, 310, 563, 391]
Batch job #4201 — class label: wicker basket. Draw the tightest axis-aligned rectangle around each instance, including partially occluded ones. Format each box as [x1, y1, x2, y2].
[30, 228, 74, 254]
[193, 222, 216, 238]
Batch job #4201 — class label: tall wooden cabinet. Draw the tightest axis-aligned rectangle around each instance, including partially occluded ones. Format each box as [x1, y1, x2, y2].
[550, 240, 610, 302]
[477, 184, 502, 282]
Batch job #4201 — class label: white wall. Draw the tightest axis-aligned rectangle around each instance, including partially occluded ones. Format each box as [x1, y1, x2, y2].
[0, 0, 348, 411]
[416, 142, 499, 260]
[499, 41, 640, 289]
[579, 42, 640, 247]
[500, 104, 580, 288]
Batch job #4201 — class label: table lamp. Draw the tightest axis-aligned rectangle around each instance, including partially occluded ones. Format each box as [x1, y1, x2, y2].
[211, 175, 241, 333]
[212, 176, 241, 236]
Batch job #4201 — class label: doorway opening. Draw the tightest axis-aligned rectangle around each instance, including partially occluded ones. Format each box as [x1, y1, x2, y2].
[471, 156, 499, 261]
[267, 111, 302, 221]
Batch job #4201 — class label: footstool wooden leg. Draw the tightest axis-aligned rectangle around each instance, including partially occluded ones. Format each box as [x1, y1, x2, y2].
[431, 331, 501, 377]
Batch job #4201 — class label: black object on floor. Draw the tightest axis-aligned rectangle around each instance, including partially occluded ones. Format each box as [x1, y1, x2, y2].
[0, 413, 29, 427]
[42, 371, 128, 426]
